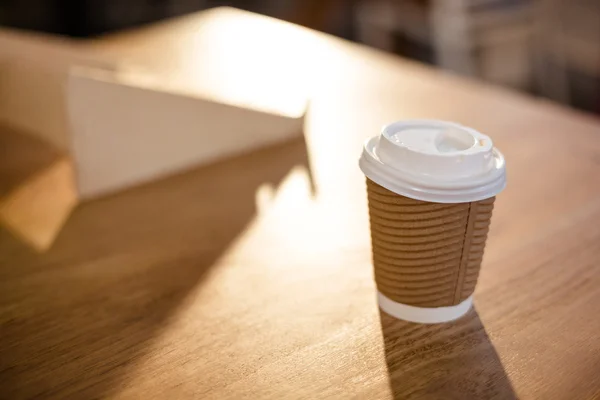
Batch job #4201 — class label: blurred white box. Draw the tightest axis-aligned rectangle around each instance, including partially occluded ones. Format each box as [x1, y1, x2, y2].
[68, 67, 304, 199]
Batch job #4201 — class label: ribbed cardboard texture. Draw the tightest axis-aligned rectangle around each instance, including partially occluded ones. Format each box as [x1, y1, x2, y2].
[366, 178, 495, 307]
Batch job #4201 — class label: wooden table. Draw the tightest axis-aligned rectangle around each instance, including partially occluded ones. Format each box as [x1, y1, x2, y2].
[2, 8, 600, 400]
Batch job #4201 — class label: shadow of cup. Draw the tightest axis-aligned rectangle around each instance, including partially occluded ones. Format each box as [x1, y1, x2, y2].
[380, 307, 517, 399]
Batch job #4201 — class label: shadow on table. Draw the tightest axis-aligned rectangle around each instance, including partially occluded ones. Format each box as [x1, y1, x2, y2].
[380, 307, 517, 400]
[0, 135, 313, 399]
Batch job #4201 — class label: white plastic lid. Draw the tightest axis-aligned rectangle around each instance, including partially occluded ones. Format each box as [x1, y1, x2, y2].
[359, 120, 506, 203]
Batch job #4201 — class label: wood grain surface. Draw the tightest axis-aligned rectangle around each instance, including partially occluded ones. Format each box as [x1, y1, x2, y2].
[0, 126, 77, 251]
[2, 8, 600, 400]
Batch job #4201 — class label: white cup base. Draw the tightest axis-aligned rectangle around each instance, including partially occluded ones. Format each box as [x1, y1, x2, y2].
[378, 291, 473, 324]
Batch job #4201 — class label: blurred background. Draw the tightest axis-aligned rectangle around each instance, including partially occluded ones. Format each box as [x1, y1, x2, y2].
[1, 0, 599, 114]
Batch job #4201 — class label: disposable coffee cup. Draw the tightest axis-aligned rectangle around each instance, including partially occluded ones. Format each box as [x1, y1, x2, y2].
[359, 120, 506, 323]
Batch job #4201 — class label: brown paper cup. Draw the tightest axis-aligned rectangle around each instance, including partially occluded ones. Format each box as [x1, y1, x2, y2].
[366, 178, 495, 309]
[360, 120, 505, 322]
